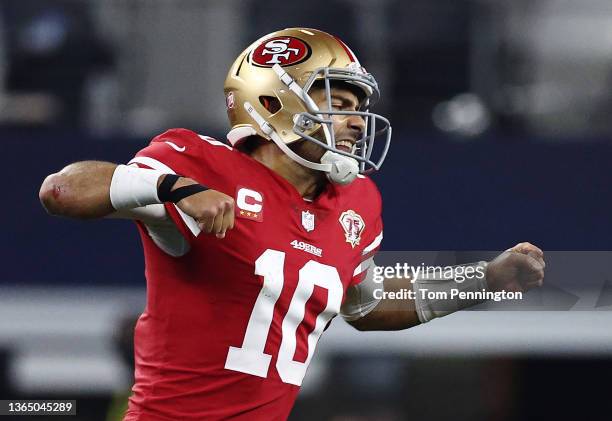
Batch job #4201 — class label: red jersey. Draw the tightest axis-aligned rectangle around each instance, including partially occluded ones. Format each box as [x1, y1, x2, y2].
[124, 129, 383, 420]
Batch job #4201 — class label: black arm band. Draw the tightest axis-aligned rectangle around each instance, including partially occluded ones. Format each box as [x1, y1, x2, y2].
[157, 174, 208, 204]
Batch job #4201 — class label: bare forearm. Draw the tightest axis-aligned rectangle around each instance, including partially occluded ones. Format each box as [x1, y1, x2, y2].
[350, 247, 546, 331]
[349, 277, 420, 331]
[39, 161, 117, 219]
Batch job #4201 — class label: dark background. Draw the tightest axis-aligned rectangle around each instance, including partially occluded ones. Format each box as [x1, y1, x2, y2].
[6, 130, 611, 286]
[1, 0, 611, 420]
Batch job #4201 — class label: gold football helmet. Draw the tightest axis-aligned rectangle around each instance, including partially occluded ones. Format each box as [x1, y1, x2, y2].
[224, 28, 391, 184]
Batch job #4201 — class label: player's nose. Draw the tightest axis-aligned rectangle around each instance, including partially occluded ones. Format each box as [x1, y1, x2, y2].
[347, 114, 366, 139]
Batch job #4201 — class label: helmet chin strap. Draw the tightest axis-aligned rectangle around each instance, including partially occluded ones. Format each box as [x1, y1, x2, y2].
[267, 64, 360, 185]
[321, 151, 359, 185]
[244, 101, 329, 172]
[244, 101, 358, 185]
[271, 64, 333, 145]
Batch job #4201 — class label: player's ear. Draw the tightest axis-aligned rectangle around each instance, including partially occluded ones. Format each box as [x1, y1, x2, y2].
[259, 96, 281, 114]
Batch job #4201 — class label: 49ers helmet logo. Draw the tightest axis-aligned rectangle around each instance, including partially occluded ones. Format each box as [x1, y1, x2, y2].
[250, 36, 311, 67]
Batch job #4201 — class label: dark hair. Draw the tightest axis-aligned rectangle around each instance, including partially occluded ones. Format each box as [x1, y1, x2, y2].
[309, 79, 367, 104]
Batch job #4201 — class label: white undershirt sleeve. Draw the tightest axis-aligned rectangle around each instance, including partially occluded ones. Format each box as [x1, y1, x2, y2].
[340, 257, 383, 321]
[106, 203, 190, 257]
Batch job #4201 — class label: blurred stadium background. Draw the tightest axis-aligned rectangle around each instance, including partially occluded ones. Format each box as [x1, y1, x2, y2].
[2, 0, 612, 419]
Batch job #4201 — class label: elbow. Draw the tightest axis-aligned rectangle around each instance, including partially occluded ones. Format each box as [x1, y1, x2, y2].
[39, 161, 115, 219]
[39, 173, 67, 216]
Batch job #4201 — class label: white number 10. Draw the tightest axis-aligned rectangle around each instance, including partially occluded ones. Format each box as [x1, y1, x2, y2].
[224, 249, 343, 386]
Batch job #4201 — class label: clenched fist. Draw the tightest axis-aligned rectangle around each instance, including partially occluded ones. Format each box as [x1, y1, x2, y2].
[172, 177, 235, 239]
[486, 242, 546, 293]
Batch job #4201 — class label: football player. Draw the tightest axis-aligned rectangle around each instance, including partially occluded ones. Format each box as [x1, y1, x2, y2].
[39, 28, 545, 420]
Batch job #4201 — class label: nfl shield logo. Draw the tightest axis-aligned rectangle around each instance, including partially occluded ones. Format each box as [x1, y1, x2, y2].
[301, 210, 315, 232]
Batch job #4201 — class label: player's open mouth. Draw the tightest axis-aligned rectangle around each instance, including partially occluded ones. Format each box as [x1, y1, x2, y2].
[336, 140, 355, 153]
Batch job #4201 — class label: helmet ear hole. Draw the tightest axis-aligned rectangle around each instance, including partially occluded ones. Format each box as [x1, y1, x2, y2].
[259, 96, 281, 114]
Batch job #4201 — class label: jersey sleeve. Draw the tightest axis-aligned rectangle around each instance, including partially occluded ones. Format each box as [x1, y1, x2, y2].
[341, 180, 384, 321]
[128, 128, 219, 239]
[341, 235, 383, 319]
[350, 179, 383, 287]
